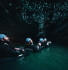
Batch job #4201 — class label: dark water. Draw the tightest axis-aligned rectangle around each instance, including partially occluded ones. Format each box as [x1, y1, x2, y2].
[0, 44, 68, 70]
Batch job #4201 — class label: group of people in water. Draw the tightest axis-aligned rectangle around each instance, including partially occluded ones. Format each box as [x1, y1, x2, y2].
[0, 34, 52, 58]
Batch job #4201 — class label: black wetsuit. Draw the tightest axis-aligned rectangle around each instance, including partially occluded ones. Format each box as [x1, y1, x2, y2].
[24, 44, 40, 52]
[0, 41, 22, 58]
[41, 42, 46, 46]
[38, 42, 47, 50]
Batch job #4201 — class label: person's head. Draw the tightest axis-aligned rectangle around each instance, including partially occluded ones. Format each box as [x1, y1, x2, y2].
[39, 38, 44, 43]
[0, 34, 9, 42]
[3, 36, 9, 41]
[44, 38, 47, 43]
[26, 38, 33, 45]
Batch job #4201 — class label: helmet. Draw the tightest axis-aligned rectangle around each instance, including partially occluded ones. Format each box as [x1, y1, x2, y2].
[44, 38, 47, 42]
[39, 38, 44, 42]
[0, 34, 6, 40]
[26, 38, 31, 43]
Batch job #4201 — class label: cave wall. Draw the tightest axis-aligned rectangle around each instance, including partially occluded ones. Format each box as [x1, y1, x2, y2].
[0, 0, 68, 44]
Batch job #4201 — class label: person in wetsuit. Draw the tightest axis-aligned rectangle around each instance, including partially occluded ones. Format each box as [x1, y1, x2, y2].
[38, 38, 46, 50]
[25, 38, 40, 52]
[0, 34, 24, 58]
[38, 37, 52, 47]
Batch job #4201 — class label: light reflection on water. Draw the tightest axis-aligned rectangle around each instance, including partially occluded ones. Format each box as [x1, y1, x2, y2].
[0, 44, 68, 70]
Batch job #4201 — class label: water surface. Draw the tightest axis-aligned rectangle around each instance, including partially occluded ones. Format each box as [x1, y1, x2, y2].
[0, 44, 68, 70]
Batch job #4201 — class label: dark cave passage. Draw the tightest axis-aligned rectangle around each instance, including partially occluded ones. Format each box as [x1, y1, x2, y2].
[0, 0, 68, 45]
[0, 0, 68, 70]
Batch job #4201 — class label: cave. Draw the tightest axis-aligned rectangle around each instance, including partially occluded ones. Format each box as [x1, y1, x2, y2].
[0, 0, 68, 70]
[0, 0, 68, 45]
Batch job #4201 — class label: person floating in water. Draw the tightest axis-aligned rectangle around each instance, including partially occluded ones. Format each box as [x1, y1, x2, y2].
[38, 38, 47, 46]
[0, 34, 52, 58]
[25, 38, 40, 52]
[0, 34, 24, 58]
[38, 38, 51, 48]
[38, 38, 46, 50]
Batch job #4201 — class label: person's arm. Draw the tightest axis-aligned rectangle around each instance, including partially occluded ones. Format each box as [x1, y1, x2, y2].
[38, 43, 41, 46]
[30, 40, 33, 45]
[15, 47, 24, 52]
[37, 43, 45, 51]
[15, 48, 20, 50]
